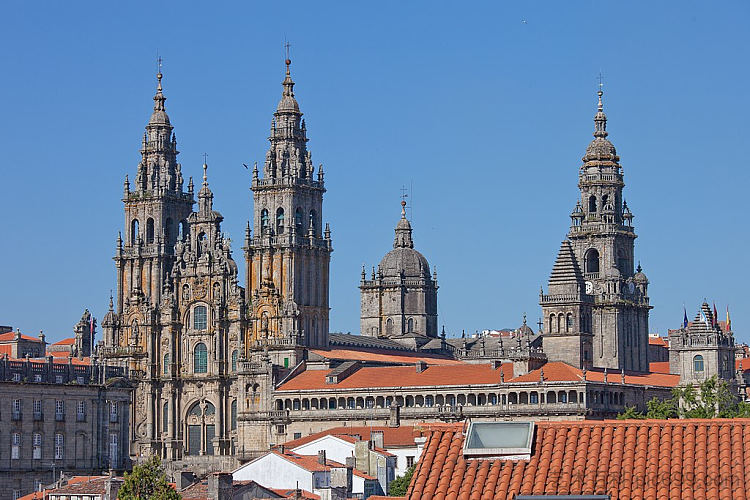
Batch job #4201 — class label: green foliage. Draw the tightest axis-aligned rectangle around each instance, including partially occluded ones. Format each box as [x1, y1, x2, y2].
[118, 455, 180, 500]
[617, 376, 744, 420]
[388, 465, 416, 496]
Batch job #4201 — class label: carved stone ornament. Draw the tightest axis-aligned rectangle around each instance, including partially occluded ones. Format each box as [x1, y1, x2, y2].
[194, 278, 208, 299]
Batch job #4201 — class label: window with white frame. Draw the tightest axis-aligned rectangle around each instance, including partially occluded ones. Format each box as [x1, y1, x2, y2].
[54, 433, 64, 459]
[33, 433, 42, 459]
[11, 432, 21, 459]
[55, 400, 64, 421]
[77, 401, 86, 421]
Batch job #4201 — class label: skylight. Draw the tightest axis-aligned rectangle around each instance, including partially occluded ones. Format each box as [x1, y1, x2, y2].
[463, 421, 534, 459]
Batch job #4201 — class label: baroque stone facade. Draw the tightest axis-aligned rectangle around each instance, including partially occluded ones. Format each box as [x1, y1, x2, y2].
[541, 89, 650, 372]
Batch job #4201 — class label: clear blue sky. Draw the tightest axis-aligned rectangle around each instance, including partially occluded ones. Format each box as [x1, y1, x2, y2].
[1, 1, 748, 344]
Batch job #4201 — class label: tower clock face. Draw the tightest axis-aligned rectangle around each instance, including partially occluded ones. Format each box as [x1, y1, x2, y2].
[585, 281, 593, 294]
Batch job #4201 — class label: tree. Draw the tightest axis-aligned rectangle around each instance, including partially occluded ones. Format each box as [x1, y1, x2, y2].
[618, 376, 746, 420]
[118, 455, 180, 500]
[388, 465, 416, 496]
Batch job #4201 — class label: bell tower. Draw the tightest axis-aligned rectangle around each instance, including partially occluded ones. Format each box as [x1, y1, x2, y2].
[542, 88, 651, 372]
[244, 58, 333, 364]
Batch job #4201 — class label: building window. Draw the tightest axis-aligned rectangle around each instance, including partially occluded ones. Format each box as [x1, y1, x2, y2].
[585, 248, 600, 274]
[261, 209, 269, 235]
[694, 355, 704, 373]
[55, 400, 64, 421]
[231, 400, 237, 431]
[33, 400, 42, 420]
[164, 353, 170, 375]
[110, 401, 118, 423]
[194, 343, 208, 373]
[77, 401, 86, 422]
[110, 433, 118, 467]
[406, 456, 415, 468]
[276, 208, 285, 234]
[194, 306, 207, 331]
[32, 433, 42, 460]
[11, 432, 20, 459]
[231, 350, 238, 372]
[54, 433, 64, 460]
[162, 402, 168, 433]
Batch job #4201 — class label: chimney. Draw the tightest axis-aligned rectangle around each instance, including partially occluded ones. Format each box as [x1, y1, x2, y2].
[415, 360, 427, 373]
[371, 430, 384, 449]
[389, 402, 401, 428]
[208, 472, 233, 500]
[318, 450, 327, 465]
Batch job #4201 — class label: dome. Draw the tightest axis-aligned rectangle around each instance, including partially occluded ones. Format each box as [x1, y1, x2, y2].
[149, 109, 171, 126]
[378, 247, 431, 279]
[583, 137, 617, 162]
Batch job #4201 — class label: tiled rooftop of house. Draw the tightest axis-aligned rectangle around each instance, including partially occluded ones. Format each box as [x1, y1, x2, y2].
[507, 361, 680, 387]
[407, 419, 750, 500]
[281, 425, 425, 449]
[277, 363, 513, 391]
[309, 347, 463, 365]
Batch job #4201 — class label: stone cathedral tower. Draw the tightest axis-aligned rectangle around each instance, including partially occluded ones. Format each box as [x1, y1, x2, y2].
[244, 59, 333, 365]
[541, 89, 651, 372]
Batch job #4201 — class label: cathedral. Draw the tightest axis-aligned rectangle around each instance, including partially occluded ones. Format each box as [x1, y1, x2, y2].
[97, 59, 742, 477]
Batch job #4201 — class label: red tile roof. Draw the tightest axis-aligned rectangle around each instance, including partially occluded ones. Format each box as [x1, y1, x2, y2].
[648, 336, 668, 347]
[408, 419, 750, 500]
[281, 425, 425, 449]
[0, 332, 41, 342]
[309, 348, 463, 365]
[508, 361, 680, 387]
[51, 338, 75, 346]
[649, 361, 671, 374]
[277, 363, 513, 391]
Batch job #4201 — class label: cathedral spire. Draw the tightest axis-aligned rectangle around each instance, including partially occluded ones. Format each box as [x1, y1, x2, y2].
[593, 88, 607, 138]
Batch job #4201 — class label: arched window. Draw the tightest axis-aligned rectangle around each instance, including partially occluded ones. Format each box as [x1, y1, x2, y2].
[261, 209, 269, 235]
[694, 355, 704, 373]
[194, 343, 208, 373]
[131, 219, 139, 245]
[295, 208, 303, 232]
[162, 402, 168, 433]
[386, 318, 393, 336]
[231, 350, 238, 372]
[585, 249, 600, 274]
[146, 218, 155, 244]
[194, 306, 207, 330]
[163, 353, 170, 375]
[407, 318, 414, 332]
[231, 400, 237, 430]
[276, 208, 285, 234]
[588, 195, 597, 213]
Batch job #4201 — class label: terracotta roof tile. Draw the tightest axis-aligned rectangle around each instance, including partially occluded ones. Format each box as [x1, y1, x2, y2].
[309, 348, 462, 365]
[0, 332, 42, 342]
[277, 363, 512, 391]
[281, 425, 425, 449]
[407, 419, 750, 500]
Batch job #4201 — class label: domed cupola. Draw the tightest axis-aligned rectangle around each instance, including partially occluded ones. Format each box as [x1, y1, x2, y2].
[378, 201, 431, 280]
[582, 89, 619, 163]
